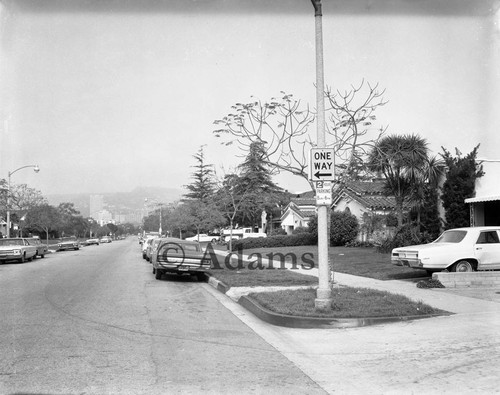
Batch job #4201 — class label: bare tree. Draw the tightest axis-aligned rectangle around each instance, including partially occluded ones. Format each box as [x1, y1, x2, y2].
[325, 80, 388, 182]
[214, 83, 387, 191]
[214, 93, 315, 186]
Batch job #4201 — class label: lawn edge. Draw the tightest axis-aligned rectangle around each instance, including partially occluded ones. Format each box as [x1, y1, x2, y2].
[205, 272, 451, 329]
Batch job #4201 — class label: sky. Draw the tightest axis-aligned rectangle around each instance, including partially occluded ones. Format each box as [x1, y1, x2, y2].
[1, 0, 499, 197]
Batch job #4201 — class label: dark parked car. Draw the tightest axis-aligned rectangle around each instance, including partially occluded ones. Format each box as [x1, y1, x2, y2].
[57, 237, 80, 251]
[28, 237, 48, 258]
[152, 238, 211, 281]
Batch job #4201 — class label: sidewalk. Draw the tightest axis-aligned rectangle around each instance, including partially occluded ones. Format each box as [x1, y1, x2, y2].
[206, 249, 500, 394]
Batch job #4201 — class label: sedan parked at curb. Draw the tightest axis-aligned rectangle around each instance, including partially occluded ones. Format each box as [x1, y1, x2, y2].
[100, 236, 112, 244]
[185, 233, 220, 243]
[57, 237, 80, 251]
[85, 238, 100, 246]
[152, 238, 211, 281]
[28, 237, 48, 258]
[0, 238, 38, 263]
[391, 226, 500, 273]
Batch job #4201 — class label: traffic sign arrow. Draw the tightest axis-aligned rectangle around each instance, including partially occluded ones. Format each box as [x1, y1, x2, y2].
[314, 171, 332, 179]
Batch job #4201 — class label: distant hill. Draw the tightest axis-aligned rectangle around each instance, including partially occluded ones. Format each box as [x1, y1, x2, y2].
[47, 186, 183, 217]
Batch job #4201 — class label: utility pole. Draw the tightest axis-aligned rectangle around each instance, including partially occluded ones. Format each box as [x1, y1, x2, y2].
[311, 0, 332, 310]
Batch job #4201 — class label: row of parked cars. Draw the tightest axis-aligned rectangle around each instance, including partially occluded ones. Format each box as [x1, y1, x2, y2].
[0, 237, 48, 263]
[140, 234, 211, 281]
[0, 235, 125, 264]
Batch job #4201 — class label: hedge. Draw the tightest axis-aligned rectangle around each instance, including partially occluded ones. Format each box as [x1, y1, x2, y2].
[230, 233, 317, 251]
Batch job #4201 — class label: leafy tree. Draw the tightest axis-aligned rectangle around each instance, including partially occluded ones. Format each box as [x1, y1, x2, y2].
[106, 223, 118, 235]
[235, 141, 286, 229]
[183, 145, 215, 202]
[214, 172, 253, 250]
[441, 146, 484, 229]
[367, 134, 430, 226]
[184, 199, 225, 237]
[57, 202, 88, 237]
[24, 204, 61, 242]
[182, 147, 225, 236]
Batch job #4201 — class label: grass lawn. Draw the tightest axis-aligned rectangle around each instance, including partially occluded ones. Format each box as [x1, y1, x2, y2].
[208, 266, 319, 288]
[239, 245, 429, 281]
[248, 287, 445, 318]
[206, 244, 444, 319]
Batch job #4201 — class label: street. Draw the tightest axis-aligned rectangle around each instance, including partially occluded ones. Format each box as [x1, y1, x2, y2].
[0, 239, 325, 395]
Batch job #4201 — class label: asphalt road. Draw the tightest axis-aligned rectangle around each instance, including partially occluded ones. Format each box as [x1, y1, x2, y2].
[0, 239, 326, 395]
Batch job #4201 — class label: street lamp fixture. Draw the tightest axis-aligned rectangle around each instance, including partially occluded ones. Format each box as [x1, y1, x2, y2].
[6, 165, 40, 238]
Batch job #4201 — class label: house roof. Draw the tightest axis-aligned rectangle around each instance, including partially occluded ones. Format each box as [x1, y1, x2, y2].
[465, 195, 500, 203]
[290, 190, 316, 206]
[281, 202, 316, 221]
[332, 180, 402, 211]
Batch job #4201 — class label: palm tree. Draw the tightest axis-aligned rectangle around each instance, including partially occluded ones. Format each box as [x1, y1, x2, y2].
[367, 134, 430, 226]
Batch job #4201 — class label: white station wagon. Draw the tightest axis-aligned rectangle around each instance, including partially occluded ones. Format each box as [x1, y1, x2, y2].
[391, 226, 500, 273]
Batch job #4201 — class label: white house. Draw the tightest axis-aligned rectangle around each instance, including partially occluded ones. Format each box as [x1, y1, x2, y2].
[280, 191, 316, 235]
[465, 160, 500, 226]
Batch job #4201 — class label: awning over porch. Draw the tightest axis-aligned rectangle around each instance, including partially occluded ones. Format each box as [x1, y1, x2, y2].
[465, 195, 500, 203]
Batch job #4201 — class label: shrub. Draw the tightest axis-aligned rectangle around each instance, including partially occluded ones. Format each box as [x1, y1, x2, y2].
[292, 226, 309, 234]
[330, 211, 359, 246]
[269, 228, 287, 236]
[309, 211, 360, 246]
[231, 233, 317, 251]
[376, 224, 423, 253]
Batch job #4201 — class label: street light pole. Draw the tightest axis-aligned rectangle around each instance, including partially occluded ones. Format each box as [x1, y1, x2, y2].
[6, 165, 40, 238]
[311, 0, 332, 310]
[144, 198, 163, 236]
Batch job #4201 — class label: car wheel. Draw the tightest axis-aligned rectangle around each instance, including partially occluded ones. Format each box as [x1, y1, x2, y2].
[19, 254, 26, 263]
[211, 238, 216, 243]
[152, 267, 156, 274]
[451, 260, 474, 272]
[41, 254, 45, 258]
[155, 269, 162, 280]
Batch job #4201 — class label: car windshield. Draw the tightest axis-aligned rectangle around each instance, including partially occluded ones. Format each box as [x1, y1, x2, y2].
[435, 230, 467, 243]
[0, 239, 24, 246]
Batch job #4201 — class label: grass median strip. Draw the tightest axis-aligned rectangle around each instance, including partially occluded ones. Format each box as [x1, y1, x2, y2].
[247, 287, 445, 318]
[207, 245, 448, 319]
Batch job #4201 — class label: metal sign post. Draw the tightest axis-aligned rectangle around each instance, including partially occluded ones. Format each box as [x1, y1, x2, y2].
[311, 0, 332, 310]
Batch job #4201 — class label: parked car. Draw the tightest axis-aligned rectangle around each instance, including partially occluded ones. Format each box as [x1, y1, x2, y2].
[28, 237, 48, 258]
[142, 235, 159, 259]
[57, 237, 80, 251]
[391, 226, 500, 273]
[185, 233, 220, 243]
[152, 238, 212, 281]
[85, 237, 100, 246]
[0, 238, 38, 263]
[100, 236, 112, 243]
[145, 238, 163, 262]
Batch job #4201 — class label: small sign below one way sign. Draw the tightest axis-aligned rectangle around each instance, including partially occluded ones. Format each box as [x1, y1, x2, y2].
[315, 180, 333, 206]
[310, 148, 335, 181]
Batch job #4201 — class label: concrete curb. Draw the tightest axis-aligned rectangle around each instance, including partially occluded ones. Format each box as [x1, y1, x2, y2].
[205, 274, 449, 329]
[238, 294, 446, 329]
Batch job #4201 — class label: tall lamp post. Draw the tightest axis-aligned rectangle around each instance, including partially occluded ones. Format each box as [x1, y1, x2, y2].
[6, 165, 40, 238]
[144, 198, 163, 235]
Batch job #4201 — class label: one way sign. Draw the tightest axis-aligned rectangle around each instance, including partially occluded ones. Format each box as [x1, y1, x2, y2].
[310, 148, 335, 181]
